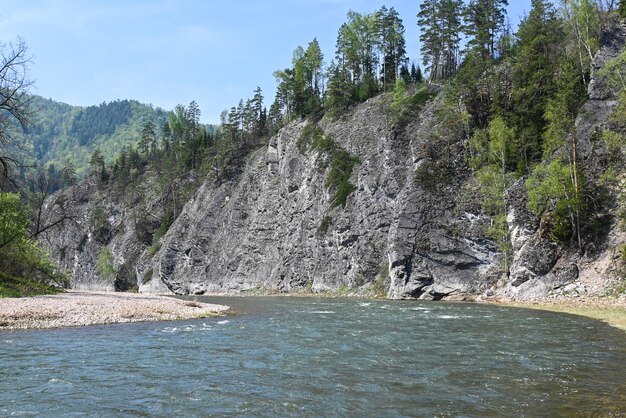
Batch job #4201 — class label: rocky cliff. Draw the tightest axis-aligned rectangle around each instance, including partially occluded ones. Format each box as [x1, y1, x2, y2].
[42, 23, 626, 300]
[136, 91, 499, 299]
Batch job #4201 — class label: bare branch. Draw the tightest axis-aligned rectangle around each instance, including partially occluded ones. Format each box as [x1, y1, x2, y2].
[0, 37, 34, 186]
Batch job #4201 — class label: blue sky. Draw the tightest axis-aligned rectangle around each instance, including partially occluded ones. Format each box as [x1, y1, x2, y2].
[1, 0, 531, 124]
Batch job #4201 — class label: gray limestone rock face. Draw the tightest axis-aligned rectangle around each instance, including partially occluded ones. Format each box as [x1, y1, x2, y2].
[132, 93, 497, 298]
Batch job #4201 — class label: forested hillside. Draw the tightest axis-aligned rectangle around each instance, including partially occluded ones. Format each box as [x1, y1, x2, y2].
[16, 96, 171, 178]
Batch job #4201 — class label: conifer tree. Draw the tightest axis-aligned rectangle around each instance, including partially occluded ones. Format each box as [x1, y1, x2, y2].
[377, 6, 407, 91]
[139, 122, 156, 156]
[463, 0, 509, 61]
[511, 0, 564, 172]
[418, 0, 463, 81]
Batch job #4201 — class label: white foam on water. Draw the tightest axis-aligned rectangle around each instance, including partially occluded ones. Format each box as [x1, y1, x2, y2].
[311, 311, 335, 314]
[217, 320, 229, 324]
[161, 327, 179, 333]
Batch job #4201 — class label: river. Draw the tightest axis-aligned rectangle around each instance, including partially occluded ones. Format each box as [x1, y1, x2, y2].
[1, 296, 625, 416]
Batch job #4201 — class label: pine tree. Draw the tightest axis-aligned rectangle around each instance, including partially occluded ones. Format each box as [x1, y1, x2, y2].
[251, 86, 266, 137]
[377, 6, 407, 91]
[417, 0, 442, 81]
[463, 0, 509, 61]
[89, 148, 107, 183]
[418, 0, 463, 81]
[139, 121, 156, 156]
[326, 61, 354, 114]
[304, 38, 324, 115]
[410, 63, 423, 84]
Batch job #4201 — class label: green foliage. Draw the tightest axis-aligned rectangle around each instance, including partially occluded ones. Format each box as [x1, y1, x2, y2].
[476, 165, 511, 215]
[474, 117, 518, 264]
[602, 129, 626, 167]
[70, 100, 132, 146]
[467, 128, 489, 169]
[377, 6, 408, 90]
[511, 0, 564, 172]
[542, 59, 587, 158]
[563, 0, 600, 81]
[324, 7, 408, 116]
[526, 159, 583, 243]
[463, 0, 508, 61]
[418, 0, 464, 81]
[96, 247, 116, 281]
[15, 96, 171, 178]
[89, 147, 107, 182]
[0, 272, 62, 298]
[147, 244, 160, 258]
[0, 193, 67, 288]
[608, 90, 626, 131]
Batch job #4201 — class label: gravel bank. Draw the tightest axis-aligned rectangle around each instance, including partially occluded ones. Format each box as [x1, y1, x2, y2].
[0, 291, 230, 330]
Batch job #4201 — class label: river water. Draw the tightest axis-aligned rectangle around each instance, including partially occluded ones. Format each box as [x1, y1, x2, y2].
[1, 297, 625, 417]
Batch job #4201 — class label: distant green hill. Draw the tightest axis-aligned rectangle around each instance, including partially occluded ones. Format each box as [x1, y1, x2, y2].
[19, 95, 172, 176]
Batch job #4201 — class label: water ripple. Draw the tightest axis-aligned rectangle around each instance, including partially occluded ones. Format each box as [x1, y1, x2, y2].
[0, 297, 625, 417]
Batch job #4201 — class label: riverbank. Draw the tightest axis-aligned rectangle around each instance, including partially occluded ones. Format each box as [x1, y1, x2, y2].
[490, 297, 626, 332]
[0, 291, 230, 331]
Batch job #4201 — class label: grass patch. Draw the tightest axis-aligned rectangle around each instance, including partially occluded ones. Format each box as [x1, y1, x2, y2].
[502, 301, 626, 332]
[0, 273, 62, 298]
[147, 243, 161, 258]
[96, 248, 116, 281]
[390, 84, 437, 128]
[297, 123, 326, 154]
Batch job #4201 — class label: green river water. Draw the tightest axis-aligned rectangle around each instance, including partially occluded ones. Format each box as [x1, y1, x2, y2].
[1, 297, 625, 416]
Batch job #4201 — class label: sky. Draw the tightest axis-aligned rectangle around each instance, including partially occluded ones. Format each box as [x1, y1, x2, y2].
[1, 0, 531, 124]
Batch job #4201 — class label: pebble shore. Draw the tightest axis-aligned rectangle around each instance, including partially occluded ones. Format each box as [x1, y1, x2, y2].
[0, 291, 230, 331]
